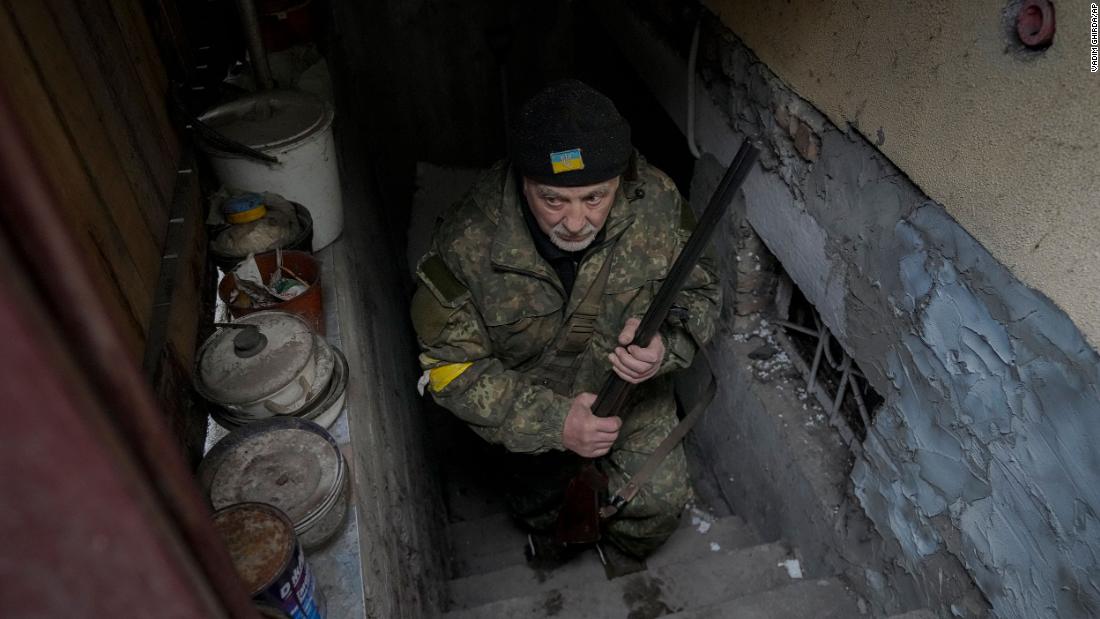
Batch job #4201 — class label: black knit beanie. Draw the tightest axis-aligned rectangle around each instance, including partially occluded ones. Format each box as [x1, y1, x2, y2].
[509, 80, 632, 186]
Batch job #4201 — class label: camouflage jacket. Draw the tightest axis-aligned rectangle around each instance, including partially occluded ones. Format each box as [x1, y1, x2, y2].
[411, 156, 721, 455]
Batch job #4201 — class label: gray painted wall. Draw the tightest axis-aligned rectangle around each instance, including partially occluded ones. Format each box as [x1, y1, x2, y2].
[596, 1, 1100, 616]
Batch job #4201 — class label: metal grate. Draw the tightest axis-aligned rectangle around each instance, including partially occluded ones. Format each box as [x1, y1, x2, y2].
[772, 278, 882, 449]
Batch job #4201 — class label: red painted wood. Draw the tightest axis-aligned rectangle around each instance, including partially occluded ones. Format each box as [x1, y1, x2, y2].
[0, 235, 223, 618]
[0, 88, 260, 617]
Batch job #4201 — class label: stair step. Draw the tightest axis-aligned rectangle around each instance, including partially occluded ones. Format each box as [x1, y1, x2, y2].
[447, 543, 605, 610]
[444, 541, 797, 618]
[650, 514, 760, 569]
[664, 577, 863, 619]
[444, 473, 508, 523]
[447, 511, 760, 579]
[447, 512, 527, 577]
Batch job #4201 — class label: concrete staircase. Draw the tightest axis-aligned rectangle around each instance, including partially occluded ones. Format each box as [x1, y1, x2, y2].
[431, 416, 938, 618]
[441, 507, 865, 618]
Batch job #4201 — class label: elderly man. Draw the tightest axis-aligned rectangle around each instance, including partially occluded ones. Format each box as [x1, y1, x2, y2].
[411, 80, 720, 558]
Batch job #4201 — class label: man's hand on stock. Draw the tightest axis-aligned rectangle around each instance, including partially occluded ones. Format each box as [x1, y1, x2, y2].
[609, 317, 664, 384]
[562, 392, 621, 458]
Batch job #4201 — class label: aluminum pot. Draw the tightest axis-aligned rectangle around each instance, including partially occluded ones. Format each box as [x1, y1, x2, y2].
[207, 337, 341, 431]
[200, 417, 350, 551]
[209, 200, 314, 272]
[195, 311, 319, 418]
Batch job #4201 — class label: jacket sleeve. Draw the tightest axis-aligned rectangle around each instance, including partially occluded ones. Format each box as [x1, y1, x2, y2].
[656, 195, 722, 375]
[410, 252, 572, 454]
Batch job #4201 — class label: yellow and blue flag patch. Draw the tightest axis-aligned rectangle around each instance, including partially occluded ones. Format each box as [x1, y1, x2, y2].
[550, 148, 585, 174]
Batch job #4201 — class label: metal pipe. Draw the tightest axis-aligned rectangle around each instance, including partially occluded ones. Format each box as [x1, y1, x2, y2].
[235, 0, 273, 90]
[808, 325, 825, 387]
[851, 374, 873, 432]
[686, 15, 702, 158]
[831, 356, 852, 418]
[773, 318, 818, 338]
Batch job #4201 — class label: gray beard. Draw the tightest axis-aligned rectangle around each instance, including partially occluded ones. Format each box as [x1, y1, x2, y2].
[550, 222, 597, 252]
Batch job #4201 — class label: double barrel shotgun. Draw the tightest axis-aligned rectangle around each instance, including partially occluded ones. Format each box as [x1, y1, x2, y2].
[554, 140, 761, 546]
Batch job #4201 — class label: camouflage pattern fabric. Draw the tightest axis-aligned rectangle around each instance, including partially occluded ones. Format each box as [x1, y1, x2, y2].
[411, 154, 721, 556]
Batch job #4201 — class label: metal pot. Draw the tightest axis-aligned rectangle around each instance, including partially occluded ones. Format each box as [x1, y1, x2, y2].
[195, 311, 319, 418]
[200, 418, 350, 551]
[207, 337, 341, 431]
[209, 200, 314, 272]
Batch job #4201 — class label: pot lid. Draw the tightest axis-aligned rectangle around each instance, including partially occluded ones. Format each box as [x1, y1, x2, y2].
[198, 311, 314, 405]
[299, 335, 335, 407]
[200, 91, 331, 152]
[203, 420, 342, 525]
[207, 338, 335, 431]
[299, 344, 347, 429]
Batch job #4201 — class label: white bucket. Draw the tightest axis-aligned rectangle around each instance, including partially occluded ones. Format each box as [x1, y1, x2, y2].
[201, 91, 343, 250]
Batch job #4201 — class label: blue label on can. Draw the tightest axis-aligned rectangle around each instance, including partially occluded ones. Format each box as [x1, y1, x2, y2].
[261, 543, 325, 619]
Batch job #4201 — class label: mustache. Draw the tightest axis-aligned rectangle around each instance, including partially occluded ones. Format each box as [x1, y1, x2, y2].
[551, 221, 596, 241]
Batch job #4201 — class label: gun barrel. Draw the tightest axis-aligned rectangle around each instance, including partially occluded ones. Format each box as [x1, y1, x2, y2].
[591, 141, 759, 419]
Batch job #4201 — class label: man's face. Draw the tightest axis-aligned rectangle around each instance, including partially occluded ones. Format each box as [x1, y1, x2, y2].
[522, 176, 621, 252]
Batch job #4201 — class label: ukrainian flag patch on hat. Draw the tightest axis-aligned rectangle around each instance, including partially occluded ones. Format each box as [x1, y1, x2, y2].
[550, 148, 585, 174]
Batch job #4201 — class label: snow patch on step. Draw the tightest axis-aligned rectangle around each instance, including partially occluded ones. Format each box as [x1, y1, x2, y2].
[689, 506, 714, 534]
[779, 559, 804, 579]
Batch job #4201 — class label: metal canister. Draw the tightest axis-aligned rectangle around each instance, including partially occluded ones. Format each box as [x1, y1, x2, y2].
[212, 502, 326, 619]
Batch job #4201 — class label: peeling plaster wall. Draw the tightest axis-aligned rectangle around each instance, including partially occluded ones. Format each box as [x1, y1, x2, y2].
[853, 206, 1100, 617]
[594, 1, 1100, 616]
[702, 0, 1100, 349]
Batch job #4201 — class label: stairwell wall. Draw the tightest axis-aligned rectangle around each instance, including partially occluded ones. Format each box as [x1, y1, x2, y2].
[593, 1, 1100, 617]
[703, 0, 1100, 349]
[324, 7, 453, 615]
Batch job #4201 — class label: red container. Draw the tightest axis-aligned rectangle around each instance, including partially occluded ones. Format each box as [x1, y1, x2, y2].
[219, 250, 325, 334]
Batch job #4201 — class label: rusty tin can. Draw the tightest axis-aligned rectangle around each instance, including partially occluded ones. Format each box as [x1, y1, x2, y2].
[212, 502, 326, 618]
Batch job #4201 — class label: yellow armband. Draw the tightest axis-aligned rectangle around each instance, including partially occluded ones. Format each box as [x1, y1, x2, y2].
[428, 362, 473, 392]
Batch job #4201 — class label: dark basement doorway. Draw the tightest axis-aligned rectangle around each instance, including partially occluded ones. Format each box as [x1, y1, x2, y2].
[419, 0, 701, 533]
[411, 2, 707, 609]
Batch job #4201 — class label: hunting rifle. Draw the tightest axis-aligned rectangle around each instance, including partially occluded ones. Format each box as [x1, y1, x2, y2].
[554, 140, 760, 545]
